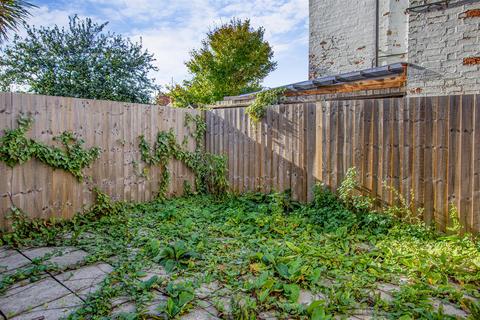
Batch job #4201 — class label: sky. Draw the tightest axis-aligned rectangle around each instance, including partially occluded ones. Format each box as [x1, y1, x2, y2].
[20, 0, 309, 90]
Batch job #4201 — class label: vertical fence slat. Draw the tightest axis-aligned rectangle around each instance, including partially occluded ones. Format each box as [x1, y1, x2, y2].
[447, 95, 460, 228]
[460, 95, 474, 232]
[305, 103, 316, 202]
[424, 97, 434, 225]
[433, 96, 448, 230]
[391, 98, 400, 204]
[472, 94, 480, 232]
[0, 93, 12, 229]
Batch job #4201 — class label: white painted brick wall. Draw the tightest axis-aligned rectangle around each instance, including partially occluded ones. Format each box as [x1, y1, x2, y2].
[308, 0, 408, 79]
[309, 0, 480, 96]
[309, 0, 375, 79]
[407, 1, 480, 96]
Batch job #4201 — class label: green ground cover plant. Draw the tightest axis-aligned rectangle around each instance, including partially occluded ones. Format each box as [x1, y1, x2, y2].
[1, 171, 479, 319]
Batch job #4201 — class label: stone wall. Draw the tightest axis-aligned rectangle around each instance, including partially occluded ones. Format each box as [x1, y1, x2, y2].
[407, 1, 480, 96]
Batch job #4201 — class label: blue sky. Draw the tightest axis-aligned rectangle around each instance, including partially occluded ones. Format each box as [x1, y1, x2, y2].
[23, 0, 309, 89]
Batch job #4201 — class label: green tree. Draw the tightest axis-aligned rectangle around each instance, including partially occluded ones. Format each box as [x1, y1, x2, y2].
[0, 0, 36, 42]
[168, 18, 276, 107]
[0, 15, 158, 104]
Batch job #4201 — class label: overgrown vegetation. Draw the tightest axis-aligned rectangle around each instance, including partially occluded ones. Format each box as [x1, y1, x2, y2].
[245, 88, 285, 123]
[1, 169, 478, 319]
[0, 253, 59, 293]
[139, 113, 228, 198]
[1, 188, 123, 247]
[0, 116, 100, 180]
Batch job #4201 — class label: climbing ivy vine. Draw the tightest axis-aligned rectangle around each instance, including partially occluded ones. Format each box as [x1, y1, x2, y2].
[245, 88, 286, 122]
[139, 113, 228, 198]
[0, 116, 100, 180]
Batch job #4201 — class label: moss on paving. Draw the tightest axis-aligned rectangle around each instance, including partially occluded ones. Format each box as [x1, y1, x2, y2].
[3, 189, 480, 319]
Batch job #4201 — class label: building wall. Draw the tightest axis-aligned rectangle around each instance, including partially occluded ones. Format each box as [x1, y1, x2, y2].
[308, 0, 408, 79]
[309, 0, 480, 97]
[407, 1, 480, 96]
[378, 0, 409, 66]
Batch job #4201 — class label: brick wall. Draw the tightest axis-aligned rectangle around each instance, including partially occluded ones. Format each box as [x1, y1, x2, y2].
[309, 0, 375, 79]
[309, 0, 479, 97]
[407, 1, 480, 96]
[308, 0, 408, 79]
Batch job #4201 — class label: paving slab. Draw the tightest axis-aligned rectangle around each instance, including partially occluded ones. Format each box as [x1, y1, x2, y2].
[430, 299, 468, 318]
[0, 277, 71, 318]
[110, 291, 168, 318]
[10, 292, 83, 320]
[298, 289, 326, 305]
[111, 304, 137, 318]
[318, 278, 335, 288]
[180, 307, 220, 320]
[56, 263, 113, 297]
[3, 272, 51, 293]
[0, 246, 14, 259]
[21, 246, 88, 271]
[62, 231, 95, 241]
[48, 250, 89, 271]
[196, 281, 221, 299]
[144, 291, 168, 315]
[111, 296, 137, 317]
[210, 296, 232, 315]
[0, 251, 30, 274]
[350, 308, 376, 318]
[374, 282, 400, 302]
[355, 242, 375, 252]
[139, 265, 169, 282]
[258, 311, 278, 320]
[22, 246, 73, 260]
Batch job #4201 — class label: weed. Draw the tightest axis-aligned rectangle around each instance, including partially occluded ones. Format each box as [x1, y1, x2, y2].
[245, 88, 285, 123]
[338, 167, 374, 213]
[157, 282, 195, 318]
[1, 172, 478, 319]
[383, 183, 424, 224]
[447, 202, 462, 235]
[151, 240, 199, 273]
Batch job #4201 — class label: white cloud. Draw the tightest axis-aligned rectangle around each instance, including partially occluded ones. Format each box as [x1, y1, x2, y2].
[20, 0, 308, 88]
[28, 6, 70, 28]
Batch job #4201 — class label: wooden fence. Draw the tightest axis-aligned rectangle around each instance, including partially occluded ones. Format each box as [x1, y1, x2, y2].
[2, 93, 479, 233]
[205, 94, 480, 233]
[0, 93, 200, 230]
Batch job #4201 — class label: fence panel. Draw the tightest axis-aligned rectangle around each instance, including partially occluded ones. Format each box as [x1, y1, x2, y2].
[206, 94, 480, 233]
[2, 93, 479, 233]
[0, 93, 200, 230]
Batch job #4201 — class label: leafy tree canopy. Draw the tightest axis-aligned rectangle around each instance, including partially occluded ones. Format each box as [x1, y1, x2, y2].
[168, 18, 276, 107]
[0, 15, 159, 104]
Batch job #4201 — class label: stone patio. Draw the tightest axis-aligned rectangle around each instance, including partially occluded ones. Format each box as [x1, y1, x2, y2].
[0, 246, 229, 319]
[0, 246, 107, 320]
[0, 246, 471, 319]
